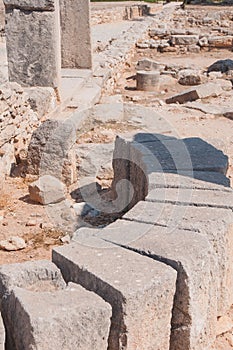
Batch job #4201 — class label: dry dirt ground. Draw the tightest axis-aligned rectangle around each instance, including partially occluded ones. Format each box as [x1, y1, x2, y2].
[0, 4, 233, 348]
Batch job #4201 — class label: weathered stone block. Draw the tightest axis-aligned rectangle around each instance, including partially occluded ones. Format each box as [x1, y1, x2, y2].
[28, 175, 66, 205]
[53, 240, 176, 350]
[0, 261, 111, 350]
[166, 82, 223, 104]
[4, 0, 55, 10]
[60, 0, 92, 69]
[136, 70, 160, 91]
[91, 221, 217, 350]
[122, 201, 233, 315]
[26, 119, 77, 186]
[171, 35, 199, 46]
[4, 0, 60, 88]
[208, 36, 233, 48]
[146, 187, 233, 209]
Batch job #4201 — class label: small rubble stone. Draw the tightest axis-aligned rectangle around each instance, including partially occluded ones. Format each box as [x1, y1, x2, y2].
[178, 69, 202, 86]
[0, 236, 26, 251]
[28, 175, 66, 205]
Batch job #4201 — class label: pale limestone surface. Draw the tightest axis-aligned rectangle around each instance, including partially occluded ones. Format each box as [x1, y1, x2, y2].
[53, 241, 176, 350]
[4, 0, 60, 88]
[60, 0, 92, 69]
[0, 261, 111, 350]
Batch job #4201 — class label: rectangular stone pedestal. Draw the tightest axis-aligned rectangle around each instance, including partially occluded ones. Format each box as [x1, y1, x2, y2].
[60, 0, 92, 69]
[4, 0, 61, 88]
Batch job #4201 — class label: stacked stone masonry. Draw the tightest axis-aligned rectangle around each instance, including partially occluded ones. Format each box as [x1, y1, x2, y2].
[0, 130, 232, 349]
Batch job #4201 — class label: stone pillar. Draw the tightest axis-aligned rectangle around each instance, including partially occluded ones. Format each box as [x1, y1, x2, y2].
[60, 0, 92, 69]
[4, 0, 61, 88]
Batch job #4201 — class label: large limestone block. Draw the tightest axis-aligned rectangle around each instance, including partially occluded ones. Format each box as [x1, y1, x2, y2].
[53, 240, 176, 350]
[4, 0, 60, 88]
[4, 0, 55, 10]
[3, 283, 111, 350]
[146, 187, 233, 209]
[88, 221, 217, 350]
[60, 0, 92, 69]
[0, 261, 111, 350]
[123, 201, 233, 315]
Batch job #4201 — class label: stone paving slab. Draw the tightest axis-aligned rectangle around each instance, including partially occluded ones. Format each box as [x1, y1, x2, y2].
[53, 240, 176, 350]
[146, 187, 233, 209]
[72, 221, 218, 350]
[130, 137, 228, 174]
[147, 171, 231, 190]
[122, 201, 233, 314]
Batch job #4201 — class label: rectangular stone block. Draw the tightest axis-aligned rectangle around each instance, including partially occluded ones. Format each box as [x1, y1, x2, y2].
[166, 82, 223, 104]
[208, 36, 233, 48]
[60, 0, 92, 69]
[146, 187, 233, 209]
[148, 171, 231, 190]
[4, 0, 60, 88]
[122, 201, 233, 315]
[171, 35, 199, 46]
[0, 261, 111, 350]
[4, 0, 55, 10]
[92, 221, 218, 350]
[53, 240, 176, 350]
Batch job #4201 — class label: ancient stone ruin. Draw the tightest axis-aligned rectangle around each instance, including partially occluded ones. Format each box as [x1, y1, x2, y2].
[0, 1, 233, 349]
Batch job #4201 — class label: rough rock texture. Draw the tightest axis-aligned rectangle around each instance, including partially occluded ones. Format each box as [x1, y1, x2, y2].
[136, 58, 162, 71]
[4, 0, 61, 87]
[0, 82, 40, 176]
[178, 69, 201, 86]
[123, 199, 233, 315]
[0, 261, 111, 350]
[53, 241, 176, 350]
[60, 0, 92, 69]
[166, 82, 224, 104]
[70, 220, 218, 350]
[26, 119, 77, 185]
[28, 175, 66, 205]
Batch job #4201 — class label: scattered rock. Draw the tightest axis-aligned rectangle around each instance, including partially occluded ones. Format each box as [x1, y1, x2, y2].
[28, 175, 66, 205]
[0, 237, 26, 251]
[178, 69, 202, 86]
[166, 82, 223, 104]
[208, 59, 233, 73]
[136, 58, 163, 71]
